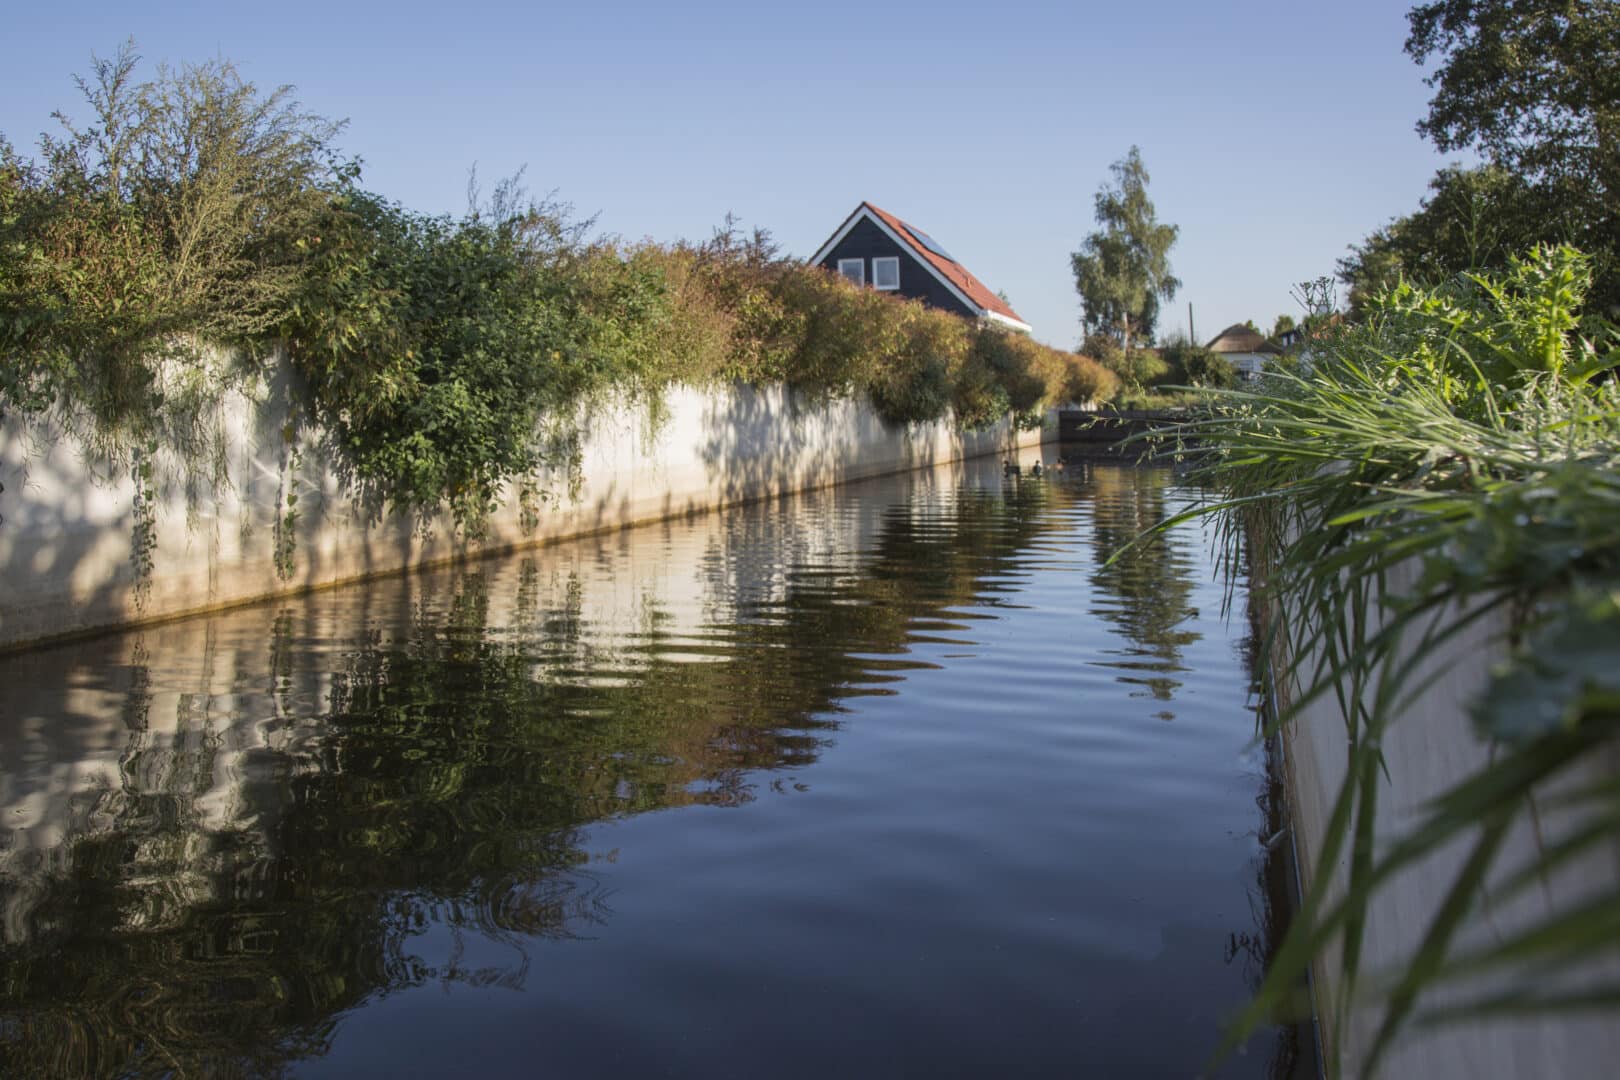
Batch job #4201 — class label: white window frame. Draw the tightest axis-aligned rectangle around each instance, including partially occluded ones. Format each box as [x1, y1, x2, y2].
[836, 257, 864, 286]
[872, 256, 900, 291]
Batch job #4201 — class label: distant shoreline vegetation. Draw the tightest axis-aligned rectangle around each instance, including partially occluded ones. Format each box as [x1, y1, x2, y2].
[0, 45, 1117, 547]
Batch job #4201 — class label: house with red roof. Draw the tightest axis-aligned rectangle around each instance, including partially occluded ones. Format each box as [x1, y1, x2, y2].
[808, 202, 1032, 335]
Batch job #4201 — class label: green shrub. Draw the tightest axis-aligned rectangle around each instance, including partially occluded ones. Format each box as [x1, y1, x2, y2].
[950, 346, 1013, 429]
[1159, 337, 1235, 389]
[0, 44, 341, 457]
[3, 47, 1095, 559]
[1082, 331, 1166, 389]
[282, 186, 633, 531]
[867, 302, 970, 425]
[1054, 348, 1120, 405]
[626, 244, 739, 386]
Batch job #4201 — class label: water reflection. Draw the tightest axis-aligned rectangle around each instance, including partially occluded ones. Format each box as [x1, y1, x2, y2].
[1083, 462, 1205, 703]
[0, 457, 1298, 1078]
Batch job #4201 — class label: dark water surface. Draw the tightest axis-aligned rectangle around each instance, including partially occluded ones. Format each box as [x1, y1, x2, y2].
[0, 457, 1301, 1078]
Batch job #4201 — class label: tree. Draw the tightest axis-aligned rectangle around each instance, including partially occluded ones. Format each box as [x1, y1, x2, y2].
[1407, 0, 1619, 196]
[1071, 147, 1180, 357]
[1185, 348, 1237, 389]
[1271, 314, 1296, 339]
[1359, 1, 1620, 316]
[1337, 164, 1572, 317]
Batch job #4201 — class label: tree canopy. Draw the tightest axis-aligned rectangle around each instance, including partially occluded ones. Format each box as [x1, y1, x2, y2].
[1337, 164, 1578, 316]
[1344, 1, 1620, 316]
[1070, 147, 1180, 353]
[1407, 0, 1619, 195]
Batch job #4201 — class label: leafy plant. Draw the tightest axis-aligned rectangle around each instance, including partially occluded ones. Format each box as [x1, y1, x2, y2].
[281, 181, 624, 532]
[0, 43, 344, 582]
[1133, 246, 1620, 1074]
[1080, 330, 1169, 392]
[4, 47, 1112, 572]
[0, 42, 341, 451]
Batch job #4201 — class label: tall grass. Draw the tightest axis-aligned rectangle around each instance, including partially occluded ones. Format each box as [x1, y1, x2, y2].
[1139, 247, 1620, 1074]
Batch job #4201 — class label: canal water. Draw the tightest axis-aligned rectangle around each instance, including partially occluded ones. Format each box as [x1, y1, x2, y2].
[0, 456, 1303, 1078]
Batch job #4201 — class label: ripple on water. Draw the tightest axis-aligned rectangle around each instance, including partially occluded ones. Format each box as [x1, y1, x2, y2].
[0, 458, 1304, 1079]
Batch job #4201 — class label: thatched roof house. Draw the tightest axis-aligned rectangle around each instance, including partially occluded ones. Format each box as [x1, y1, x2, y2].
[1206, 324, 1281, 379]
[1206, 324, 1282, 356]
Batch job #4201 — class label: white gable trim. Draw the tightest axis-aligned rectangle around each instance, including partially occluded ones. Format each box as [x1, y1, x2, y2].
[983, 310, 1033, 334]
[808, 205, 985, 318]
[808, 205, 868, 266]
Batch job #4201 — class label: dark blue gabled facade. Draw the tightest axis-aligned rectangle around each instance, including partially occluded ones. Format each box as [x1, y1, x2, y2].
[807, 202, 1033, 334]
[814, 216, 978, 319]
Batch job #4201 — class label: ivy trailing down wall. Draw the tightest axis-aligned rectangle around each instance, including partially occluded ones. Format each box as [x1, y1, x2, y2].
[0, 46, 1117, 591]
[1143, 246, 1620, 1075]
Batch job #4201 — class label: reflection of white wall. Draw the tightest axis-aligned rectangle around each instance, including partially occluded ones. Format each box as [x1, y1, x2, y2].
[0, 354, 1047, 648]
[0, 455, 1014, 940]
[0, 630, 325, 938]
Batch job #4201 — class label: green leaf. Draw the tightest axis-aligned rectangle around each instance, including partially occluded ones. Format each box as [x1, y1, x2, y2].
[1474, 592, 1620, 743]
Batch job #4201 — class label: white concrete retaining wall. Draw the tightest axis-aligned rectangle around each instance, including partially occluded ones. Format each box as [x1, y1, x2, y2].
[1279, 557, 1620, 1077]
[0, 362, 1045, 650]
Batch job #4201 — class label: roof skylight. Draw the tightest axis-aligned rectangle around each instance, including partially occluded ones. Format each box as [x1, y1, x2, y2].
[903, 223, 955, 262]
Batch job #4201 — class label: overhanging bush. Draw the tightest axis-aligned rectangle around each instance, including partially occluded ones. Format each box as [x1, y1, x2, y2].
[0, 45, 340, 483]
[1, 47, 1119, 578]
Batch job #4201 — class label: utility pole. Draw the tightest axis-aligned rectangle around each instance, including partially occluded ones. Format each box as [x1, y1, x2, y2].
[1188, 302, 1197, 346]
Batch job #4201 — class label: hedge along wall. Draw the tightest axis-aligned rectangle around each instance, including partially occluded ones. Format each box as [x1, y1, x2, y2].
[0, 357, 1047, 650]
[0, 51, 1103, 651]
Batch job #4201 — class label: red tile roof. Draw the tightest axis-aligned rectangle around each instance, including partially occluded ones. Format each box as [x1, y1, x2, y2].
[860, 202, 1028, 326]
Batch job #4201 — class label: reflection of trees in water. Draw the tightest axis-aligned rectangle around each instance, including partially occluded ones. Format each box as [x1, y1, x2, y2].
[1083, 464, 1204, 701]
[0, 478, 1066, 1078]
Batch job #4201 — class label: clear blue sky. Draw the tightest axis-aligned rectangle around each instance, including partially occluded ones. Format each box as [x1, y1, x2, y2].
[4, 0, 1458, 348]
